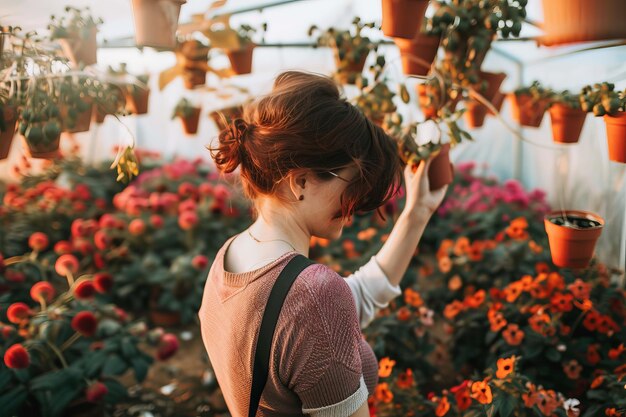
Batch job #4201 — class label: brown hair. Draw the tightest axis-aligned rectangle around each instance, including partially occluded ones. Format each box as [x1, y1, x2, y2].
[209, 71, 402, 219]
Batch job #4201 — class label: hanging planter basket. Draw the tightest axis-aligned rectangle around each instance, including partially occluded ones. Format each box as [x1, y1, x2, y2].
[464, 71, 507, 128]
[508, 93, 549, 127]
[381, 0, 429, 39]
[180, 107, 201, 135]
[62, 102, 94, 133]
[540, 0, 626, 46]
[548, 104, 587, 144]
[417, 83, 460, 120]
[544, 210, 604, 269]
[131, 0, 186, 49]
[394, 32, 440, 76]
[126, 88, 151, 115]
[334, 48, 369, 85]
[0, 106, 17, 160]
[22, 134, 61, 159]
[226, 43, 255, 75]
[604, 112, 626, 163]
[58, 27, 98, 67]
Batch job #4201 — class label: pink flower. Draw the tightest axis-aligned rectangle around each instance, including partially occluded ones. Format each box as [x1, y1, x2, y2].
[86, 381, 108, 402]
[28, 232, 49, 252]
[55, 254, 80, 276]
[128, 219, 146, 236]
[157, 333, 179, 361]
[178, 211, 199, 230]
[30, 282, 56, 303]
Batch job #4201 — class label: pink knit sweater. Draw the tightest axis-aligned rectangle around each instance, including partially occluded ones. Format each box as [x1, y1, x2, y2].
[198, 235, 384, 416]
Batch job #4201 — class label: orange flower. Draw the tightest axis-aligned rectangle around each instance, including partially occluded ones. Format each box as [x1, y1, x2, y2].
[496, 356, 516, 379]
[437, 239, 454, 259]
[450, 381, 472, 411]
[454, 237, 470, 256]
[597, 315, 619, 335]
[396, 369, 414, 389]
[502, 324, 525, 346]
[443, 300, 465, 320]
[529, 313, 551, 336]
[464, 290, 486, 309]
[511, 217, 528, 229]
[583, 310, 601, 331]
[378, 357, 395, 378]
[547, 272, 566, 293]
[467, 242, 483, 261]
[419, 263, 434, 277]
[568, 279, 591, 300]
[605, 408, 622, 417]
[448, 275, 463, 291]
[396, 307, 411, 321]
[590, 375, 604, 389]
[586, 344, 601, 366]
[505, 281, 524, 303]
[470, 380, 492, 404]
[551, 293, 574, 312]
[404, 288, 424, 308]
[609, 343, 625, 360]
[357, 228, 377, 241]
[520, 275, 534, 292]
[575, 299, 594, 311]
[489, 313, 507, 332]
[522, 382, 538, 408]
[435, 396, 450, 416]
[528, 240, 543, 254]
[374, 383, 393, 403]
[563, 360, 583, 380]
[535, 262, 550, 274]
[506, 217, 529, 240]
[536, 390, 560, 416]
[438, 256, 452, 273]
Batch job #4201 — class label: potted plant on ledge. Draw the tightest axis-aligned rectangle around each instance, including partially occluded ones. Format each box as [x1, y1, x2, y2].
[172, 98, 201, 135]
[548, 90, 587, 144]
[580, 82, 626, 163]
[508, 81, 551, 128]
[48, 6, 102, 67]
[225, 23, 266, 75]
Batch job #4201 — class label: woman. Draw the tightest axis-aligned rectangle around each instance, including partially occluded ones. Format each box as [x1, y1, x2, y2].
[199, 71, 447, 417]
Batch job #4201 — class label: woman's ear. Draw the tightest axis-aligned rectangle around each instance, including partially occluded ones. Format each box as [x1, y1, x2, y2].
[287, 170, 307, 201]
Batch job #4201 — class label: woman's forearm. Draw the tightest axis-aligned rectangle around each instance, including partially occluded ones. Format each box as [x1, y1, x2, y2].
[375, 210, 431, 287]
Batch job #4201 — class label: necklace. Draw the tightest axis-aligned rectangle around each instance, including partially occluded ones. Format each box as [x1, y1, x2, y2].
[247, 228, 299, 253]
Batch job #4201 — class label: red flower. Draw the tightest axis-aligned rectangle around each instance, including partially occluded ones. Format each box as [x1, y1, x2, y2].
[450, 381, 472, 411]
[93, 231, 111, 251]
[55, 254, 79, 276]
[150, 215, 164, 229]
[587, 344, 601, 366]
[192, 255, 209, 270]
[93, 273, 113, 293]
[213, 184, 230, 200]
[74, 281, 95, 299]
[178, 211, 199, 230]
[30, 281, 56, 303]
[4, 344, 30, 369]
[99, 214, 118, 229]
[6, 270, 25, 283]
[609, 343, 625, 360]
[86, 381, 108, 402]
[28, 232, 49, 252]
[156, 333, 179, 361]
[7, 302, 31, 324]
[198, 183, 213, 196]
[71, 311, 98, 337]
[178, 182, 197, 198]
[128, 219, 146, 236]
[53, 240, 73, 255]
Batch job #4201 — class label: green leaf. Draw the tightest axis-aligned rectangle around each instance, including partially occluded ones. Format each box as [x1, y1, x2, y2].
[131, 357, 150, 382]
[545, 348, 561, 362]
[103, 379, 128, 404]
[0, 386, 28, 416]
[102, 354, 128, 376]
[49, 383, 84, 417]
[586, 389, 609, 401]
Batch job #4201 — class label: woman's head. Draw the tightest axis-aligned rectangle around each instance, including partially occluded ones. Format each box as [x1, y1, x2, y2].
[210, 71, 402, 239]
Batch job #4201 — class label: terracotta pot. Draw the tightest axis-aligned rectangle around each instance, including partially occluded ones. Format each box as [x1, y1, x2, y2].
[548, 104, 587, 144]
[544, 210, 604, 269]
[508, 93, 549, 127]
[604, 112, 626, 163]
[464, 71, 506, 128]
[334, 49, 369, 85]
[62, 103, 94, 133]
[394, 33, 440, 76]
[131, 0, 186, 49]
[149, 286, 181, 326]
[226, 43, 255, 75]
[488, 91, 505, 116]
[181, 107, 201, 134]
[0, 106, 17, 160]
[126, 88, 150, 115]
[58, 27, 97, 67]
[210, 106, 243, 131]
[93, 105, 107, 124]
[22, 135, 61, 159]
[417, 84, 439, 119]
[381, 0, 429, 39]
[428, 143, 454, 190]
[541, 0, 626, 46]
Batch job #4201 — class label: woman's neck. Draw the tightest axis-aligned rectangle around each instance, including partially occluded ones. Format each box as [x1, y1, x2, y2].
[251, 202, 310, 256]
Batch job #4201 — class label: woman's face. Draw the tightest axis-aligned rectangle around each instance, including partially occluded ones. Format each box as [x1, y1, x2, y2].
[303, 165, 360, 240]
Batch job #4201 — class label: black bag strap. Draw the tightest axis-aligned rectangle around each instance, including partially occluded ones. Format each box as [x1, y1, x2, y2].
[248, 254, 314, 417]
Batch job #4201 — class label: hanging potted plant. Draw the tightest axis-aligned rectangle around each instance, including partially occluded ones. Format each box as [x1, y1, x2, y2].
[394, 19, 441, 76]
[0, 98, 17, 160]
[18, 83, 62, 159]
[224, 23, 266, 75]
[310, 17, 377, 85]
[464, 71, 507, 129]
[48, 6, 102, 67]
[416, 73, 461, 120]
[547, 90, 587, 144]
[580, 82, 626, 163]
[544, 210, 604, 269]
[508, 81, 551, 127]
[58, 76, 94, 133]
[353, 54, 406, 126]
[172, 98, 201, 135]
[131, 0, 187, 49]
[209, 104, 244, 132]
[381, 0, 429, 39]
[108, 64, 150, 115]
[91, 80, 126, 124]
[180, 39, 210, 88]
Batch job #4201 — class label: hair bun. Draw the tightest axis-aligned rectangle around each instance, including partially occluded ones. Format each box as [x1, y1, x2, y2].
[210, 118, 253, 174]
